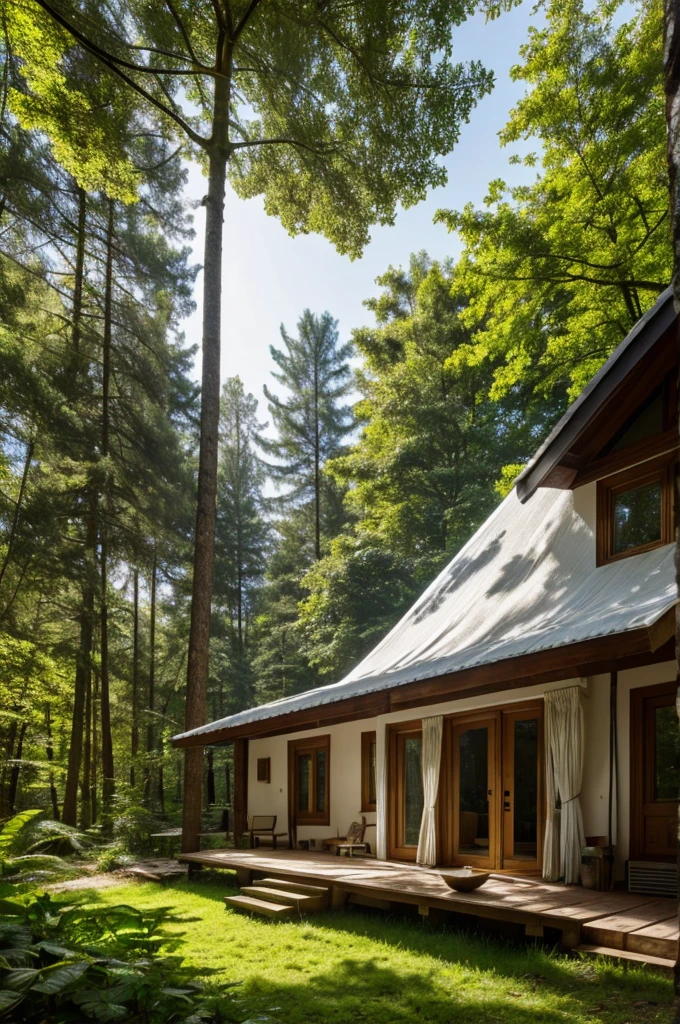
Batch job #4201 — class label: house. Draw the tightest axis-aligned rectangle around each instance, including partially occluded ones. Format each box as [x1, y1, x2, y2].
[172, 287, 679, 893]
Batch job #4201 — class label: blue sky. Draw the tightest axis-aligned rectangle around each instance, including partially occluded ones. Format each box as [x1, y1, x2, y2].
[180, 1, 541, 414]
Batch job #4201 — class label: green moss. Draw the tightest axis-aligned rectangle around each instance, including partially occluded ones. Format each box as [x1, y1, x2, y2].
[90, 876, 673, 1024]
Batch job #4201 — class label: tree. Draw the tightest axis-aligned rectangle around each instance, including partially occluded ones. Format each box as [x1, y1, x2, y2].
[438, 0, 669, 401]
[298, 253, 554, 678]
[662, 0, 680, 999]
[261, 311, 353, 561]
[21, 0, 497, 850]
[213, 377, 268, 715]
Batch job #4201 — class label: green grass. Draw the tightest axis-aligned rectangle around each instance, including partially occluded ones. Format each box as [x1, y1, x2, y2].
[88, 873, 673, 1024]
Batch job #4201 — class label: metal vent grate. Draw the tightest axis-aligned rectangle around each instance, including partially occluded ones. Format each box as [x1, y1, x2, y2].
[628, 861, 678, 898]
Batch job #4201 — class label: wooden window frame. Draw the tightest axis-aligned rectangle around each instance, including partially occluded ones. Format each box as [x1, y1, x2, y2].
[287, 734, 330, 826]
[387, 721, 425, 861]
[596, 454, 674, 566]
[361, 731, 377, 812]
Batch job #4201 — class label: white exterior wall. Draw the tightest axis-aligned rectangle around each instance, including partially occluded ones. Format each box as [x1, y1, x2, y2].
[246, 659, 675, 872]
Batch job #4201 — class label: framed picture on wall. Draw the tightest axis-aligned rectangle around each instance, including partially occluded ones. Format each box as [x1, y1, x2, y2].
[257, 757, 271, 783]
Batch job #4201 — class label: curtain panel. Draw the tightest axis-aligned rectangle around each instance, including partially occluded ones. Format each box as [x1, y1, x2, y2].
[416, 715, 443, 867]
[542, 686, 585, 884]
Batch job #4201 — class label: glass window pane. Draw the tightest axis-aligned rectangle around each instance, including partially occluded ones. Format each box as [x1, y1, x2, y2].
[404, 737, 423, 846]
[368, 741, 377, 806]
[655, 705, 680, 800]
[458, 727, 488, 856]
[298, 753, 311, 812]
[513, 718, 538, 859]
[614, 481, 661, 554]
[315, 749, 326, 812]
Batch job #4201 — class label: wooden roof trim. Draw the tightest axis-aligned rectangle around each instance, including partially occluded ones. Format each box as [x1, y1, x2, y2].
[515, 288, 675, 504]
[171, 614, 676, 747]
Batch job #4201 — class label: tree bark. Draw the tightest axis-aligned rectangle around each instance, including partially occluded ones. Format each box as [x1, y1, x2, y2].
[80, 669, 92, 829]
[131, 569, 139, 787]
[0, 439, 33, 593]
[8, 721, 27, 812]
[181, 73, 230, 853]
[45, 704, 59, 821]
[72, 186, 87, 353]
[63, 501, 96, 826]
[100, 199, 115, 813]
[314, 347, 321, 560]
[663, 0, 680, 997]
[144, 545, 157, 805]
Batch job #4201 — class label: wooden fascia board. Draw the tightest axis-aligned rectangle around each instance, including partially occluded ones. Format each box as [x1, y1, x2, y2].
[171, 622, 668, 747]
[515, 292, 675, 503]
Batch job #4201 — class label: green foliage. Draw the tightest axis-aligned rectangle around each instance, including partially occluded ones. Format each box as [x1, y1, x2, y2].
[0, 811, 88, 883]
[437, 0, 669, 399]
[0, 888, 241, 1022]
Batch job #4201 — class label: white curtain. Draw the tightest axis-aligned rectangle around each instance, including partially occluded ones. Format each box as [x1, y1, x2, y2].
[376, 722, 388, 860]
[542, 686, 585, 884]
[416, 715, 443, 867]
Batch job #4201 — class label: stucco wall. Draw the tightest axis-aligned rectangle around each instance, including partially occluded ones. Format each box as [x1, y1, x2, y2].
[246, 659, 675, 874]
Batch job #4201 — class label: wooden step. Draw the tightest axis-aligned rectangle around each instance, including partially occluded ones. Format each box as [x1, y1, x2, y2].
[241, 885, 325, 912]
[575, 944, 675, 976]
[258, 877, 329, 898]
[225, 894, 293, 919]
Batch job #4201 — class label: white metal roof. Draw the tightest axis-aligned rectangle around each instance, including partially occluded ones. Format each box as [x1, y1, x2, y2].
[173, 485, 676, 742]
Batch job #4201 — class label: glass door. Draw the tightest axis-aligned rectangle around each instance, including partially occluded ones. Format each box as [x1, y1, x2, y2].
[631, 681, 680, 860]
[501, 707, 543, 872]
[388, 725, 424, 860]
[450, 714, 498, 868]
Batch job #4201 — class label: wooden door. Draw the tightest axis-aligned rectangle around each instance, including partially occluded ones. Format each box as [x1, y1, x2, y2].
[501, 705, 543, 872]
[448, 713, 499, 868]
[630, 681, 679, 861]
[388, 723, 424, 861]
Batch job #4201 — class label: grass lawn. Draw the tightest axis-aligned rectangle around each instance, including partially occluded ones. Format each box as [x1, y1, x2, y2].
[88, 872, 674, 1024]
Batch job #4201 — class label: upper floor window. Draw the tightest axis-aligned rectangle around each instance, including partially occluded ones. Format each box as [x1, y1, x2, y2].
[596, 454, 674, 565]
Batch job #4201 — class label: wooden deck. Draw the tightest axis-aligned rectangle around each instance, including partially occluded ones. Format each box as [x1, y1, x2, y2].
[178, 848, 678, 968]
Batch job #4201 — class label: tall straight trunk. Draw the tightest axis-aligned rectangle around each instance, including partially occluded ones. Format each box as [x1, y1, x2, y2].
[45, 705, 59, 821]
[91, 662, 98, 825]
[63, 501, 96, 826]
[181, 74, 230, 853]
[8, 721, 27, 812]
[100, 199, 115, 812]
[130, 569, 139, 787]
[663, 0, 680, 996]
[80, 670, 92, 828]
[0, 720, 17, 817]
[314, 353, 321, 560]
[0, 439, 33, 592]
[72, 187, 87, 353]
[144, 546, 157, 805]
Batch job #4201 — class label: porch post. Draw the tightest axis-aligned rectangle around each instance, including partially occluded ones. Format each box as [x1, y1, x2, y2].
[376, 720, 387, 859]
[233, 738, 248, 848]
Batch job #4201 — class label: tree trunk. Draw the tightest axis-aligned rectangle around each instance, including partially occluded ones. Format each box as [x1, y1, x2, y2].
[181, 85, 229, 853]
[314, 351, 321, 560]
[63, 502, 96, 826]
[131, 569, 139, 787]
[663, 0, 680, 997]
[8, 721, 27, 812]
[80, 669, 92, 829]
[91, 661, 98, 825]
[72, 186, 87, 353]
[100, 199, 115, 813]
[45, 705, 59, 821]
[0, 439, 33, 593]
[144, 546, 157, 805]
[206, 747, 216, 806]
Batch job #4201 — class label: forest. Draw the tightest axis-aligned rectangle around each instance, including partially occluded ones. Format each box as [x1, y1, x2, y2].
[0, 0, 670, 843]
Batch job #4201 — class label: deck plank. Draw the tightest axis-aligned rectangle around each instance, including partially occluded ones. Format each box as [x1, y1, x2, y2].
[177, 848, 679, 961]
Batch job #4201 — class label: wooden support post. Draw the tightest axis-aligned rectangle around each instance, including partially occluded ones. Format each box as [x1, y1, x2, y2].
[331, 886, 348, 911]
[525, 922, 544, 938]
[233, 738, 248, 848]
[559, 923, 580, 950]
[235, 866, 252, 888]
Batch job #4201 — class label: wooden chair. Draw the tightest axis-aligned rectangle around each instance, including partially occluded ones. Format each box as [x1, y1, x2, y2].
[323, 817, 370, 857]
[248, 814, 288, 850]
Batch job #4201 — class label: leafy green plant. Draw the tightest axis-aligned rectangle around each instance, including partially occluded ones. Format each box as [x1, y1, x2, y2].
[0, 889, 243, 1022]
[0, 810, 85, 884]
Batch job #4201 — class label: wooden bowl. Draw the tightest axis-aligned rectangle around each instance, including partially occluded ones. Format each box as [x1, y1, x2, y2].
[440, 867, 491, 892]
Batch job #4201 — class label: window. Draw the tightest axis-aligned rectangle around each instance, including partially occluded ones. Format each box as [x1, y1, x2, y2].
[288, 735, 330, 825]
[361, 731, 377, 812]
[596, 455, 673, 565]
